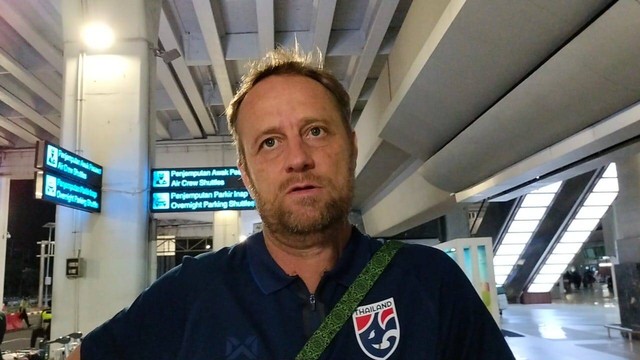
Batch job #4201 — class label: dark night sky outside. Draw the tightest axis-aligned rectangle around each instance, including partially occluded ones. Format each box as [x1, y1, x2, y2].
[5, 179, 56, 298]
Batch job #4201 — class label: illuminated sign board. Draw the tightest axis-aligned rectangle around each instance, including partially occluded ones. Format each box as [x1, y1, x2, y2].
[34, 141, 103, 213]
[35, 141, 103, 187]
[35, 171, 101, 212]
[151, 167, 244, 190]
[150, 166, 255, 213]
[151, 189, 255, 212]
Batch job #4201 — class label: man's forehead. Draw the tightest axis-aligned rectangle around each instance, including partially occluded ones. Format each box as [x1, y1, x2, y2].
[245, 74, 330, 100]
[237, 75, 340, 123]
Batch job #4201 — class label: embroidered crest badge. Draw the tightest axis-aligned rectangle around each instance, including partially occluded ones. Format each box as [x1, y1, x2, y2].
[352, 297, 400, 359]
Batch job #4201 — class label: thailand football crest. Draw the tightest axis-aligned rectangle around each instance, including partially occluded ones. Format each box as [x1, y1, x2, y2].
[352, 297, 400, 359]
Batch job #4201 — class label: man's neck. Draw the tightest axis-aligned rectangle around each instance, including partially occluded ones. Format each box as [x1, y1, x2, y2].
[263, 224, 352, 293]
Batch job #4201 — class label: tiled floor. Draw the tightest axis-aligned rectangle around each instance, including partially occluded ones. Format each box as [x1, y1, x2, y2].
[502, 284, 639, 359]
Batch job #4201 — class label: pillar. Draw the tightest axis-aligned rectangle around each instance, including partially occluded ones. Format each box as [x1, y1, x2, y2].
[611, 154, 640, 329]
[213, 211, 240, 251]
[51, 0, 161, 337]
[446, 204, 471, 241]
[0, 177, 10, 304]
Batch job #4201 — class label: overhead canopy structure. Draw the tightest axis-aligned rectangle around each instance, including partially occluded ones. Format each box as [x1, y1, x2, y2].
[0, 0, 639, 236]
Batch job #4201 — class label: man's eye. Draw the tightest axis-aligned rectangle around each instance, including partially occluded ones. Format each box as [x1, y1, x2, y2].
[309, 127, 324, 137]
[262, 138, 276, 148]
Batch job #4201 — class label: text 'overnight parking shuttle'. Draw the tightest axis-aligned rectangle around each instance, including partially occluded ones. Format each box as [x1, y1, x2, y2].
[35, 172, 101, 212]
[151, 189, 255, 213]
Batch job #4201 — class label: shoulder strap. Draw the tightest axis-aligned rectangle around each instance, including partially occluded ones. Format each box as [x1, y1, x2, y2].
[295, 240, 404, 360]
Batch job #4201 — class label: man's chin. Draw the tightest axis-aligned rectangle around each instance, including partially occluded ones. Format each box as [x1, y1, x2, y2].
[282, 213, 329, 234]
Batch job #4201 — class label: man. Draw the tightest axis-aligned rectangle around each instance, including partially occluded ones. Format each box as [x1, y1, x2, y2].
[19, 297, 31, 328]
[70, 48, 514, 359]
[30, 303, 52, 348]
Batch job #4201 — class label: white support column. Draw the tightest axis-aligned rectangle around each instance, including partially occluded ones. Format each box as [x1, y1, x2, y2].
[213, 211, 240, 251]
[0, 176, 10, 305]
[52, 0, 161, 338]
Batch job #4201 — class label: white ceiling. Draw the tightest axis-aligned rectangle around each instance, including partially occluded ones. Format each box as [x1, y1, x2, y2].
[1, 0, 640, 234]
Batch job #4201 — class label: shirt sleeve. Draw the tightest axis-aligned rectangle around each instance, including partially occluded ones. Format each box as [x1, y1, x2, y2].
[434, 250, 515, 359]
[81, 259, 193, 360]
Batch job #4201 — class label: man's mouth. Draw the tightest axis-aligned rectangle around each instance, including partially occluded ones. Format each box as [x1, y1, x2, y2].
[286, 183, 320, 194]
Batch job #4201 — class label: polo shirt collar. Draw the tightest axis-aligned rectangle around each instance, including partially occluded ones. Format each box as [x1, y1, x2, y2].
[246, 226, 373, 294]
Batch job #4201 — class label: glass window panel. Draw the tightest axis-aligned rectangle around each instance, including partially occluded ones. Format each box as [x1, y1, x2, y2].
[501, 232, 532, 244]
[592, 178, 618, 193]
[495, 275, 508, 286]
[521, 193, 555, 207]
[157, 240, 176, 255]
[602, 163, 617, 178]
[540, 264, 568, 274]
[532, 274, 560, 284]
[496, 244, 527, 256]
[493, 255, 520, 266]
[575, 206, 609, 219]
[567, 219, 599, 232]
[508, 220, 539, 233]
[559, 231, 590, 243]
[553, 242, 583, 254]
[532, 182, 562, 194]
[583, 192, 618, 206]
[547, 254, 575, 264]
[528, 283, 554, 293]
[514, 207, 546, 221]
[493, 266, 513, 276]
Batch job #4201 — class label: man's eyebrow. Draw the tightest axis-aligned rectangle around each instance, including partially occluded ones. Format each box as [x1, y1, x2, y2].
[299, 117, 331, 126]
[249, 117, 333, 146]
[249, 125, 281, 148]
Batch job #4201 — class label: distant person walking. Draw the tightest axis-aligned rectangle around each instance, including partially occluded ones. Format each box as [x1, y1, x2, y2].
[19, 297, 31, 327]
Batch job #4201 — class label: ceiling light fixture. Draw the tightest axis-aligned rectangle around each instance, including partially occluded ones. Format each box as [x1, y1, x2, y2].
[81, 22, 115, 50]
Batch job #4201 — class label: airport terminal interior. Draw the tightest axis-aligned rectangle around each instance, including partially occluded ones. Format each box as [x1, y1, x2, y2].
[1, 0, 640, 359]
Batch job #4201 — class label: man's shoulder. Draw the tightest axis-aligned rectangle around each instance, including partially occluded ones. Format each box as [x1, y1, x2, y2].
[388, 242, 456, 276]
[395, 242, 449, 261]
[355, 234, 450, 267]
[183, 242, 247, 271]
[159, 242, 248, 285]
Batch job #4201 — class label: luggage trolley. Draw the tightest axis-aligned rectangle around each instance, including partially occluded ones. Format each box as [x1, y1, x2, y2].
[42, 332, 82, 360]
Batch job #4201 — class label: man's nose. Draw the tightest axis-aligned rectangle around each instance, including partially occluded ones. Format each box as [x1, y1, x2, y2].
[285, 137, 315, 173]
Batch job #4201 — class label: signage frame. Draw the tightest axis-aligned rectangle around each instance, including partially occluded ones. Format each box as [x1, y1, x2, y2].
[149, 166, 254, 213]
[151, 188, 255, 213]
[35, 171, 102, 213]
[151, 166, 245, 190]
[35, 140, 103, 188]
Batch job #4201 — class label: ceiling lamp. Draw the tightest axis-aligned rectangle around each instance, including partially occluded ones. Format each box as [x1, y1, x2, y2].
[81, 22, 115, 50]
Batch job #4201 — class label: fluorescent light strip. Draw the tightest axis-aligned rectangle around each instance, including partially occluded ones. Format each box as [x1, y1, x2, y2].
[493, 181, 563, 286]
[528, 164, 618, 293]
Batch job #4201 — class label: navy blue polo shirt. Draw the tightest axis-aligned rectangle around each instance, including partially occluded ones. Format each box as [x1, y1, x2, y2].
[82, 228, 513, 359]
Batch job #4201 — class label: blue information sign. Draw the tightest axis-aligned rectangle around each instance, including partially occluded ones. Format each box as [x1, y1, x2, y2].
[34, 171, 101, 213]
[34, 141, 103, 213]
[35, 141, 103, 187]
[150, 166, 254, 213]
[151, 167, 244, 190]
[151, 189, 255, 212]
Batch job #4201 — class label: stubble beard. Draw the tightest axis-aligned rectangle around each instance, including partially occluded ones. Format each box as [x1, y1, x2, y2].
[248, 166, 354, 249]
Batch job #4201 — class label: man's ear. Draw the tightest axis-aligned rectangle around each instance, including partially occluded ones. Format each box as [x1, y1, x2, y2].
[351, 130, 358, 166]
[352, 131, 358, 155]
[238, 159, 255, 198]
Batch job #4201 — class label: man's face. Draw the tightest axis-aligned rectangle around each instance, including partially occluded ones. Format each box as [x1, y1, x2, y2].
[236, 74, 356, 247]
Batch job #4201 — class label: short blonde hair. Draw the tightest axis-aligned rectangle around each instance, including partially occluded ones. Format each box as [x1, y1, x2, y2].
[226, 47, 351, 165]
